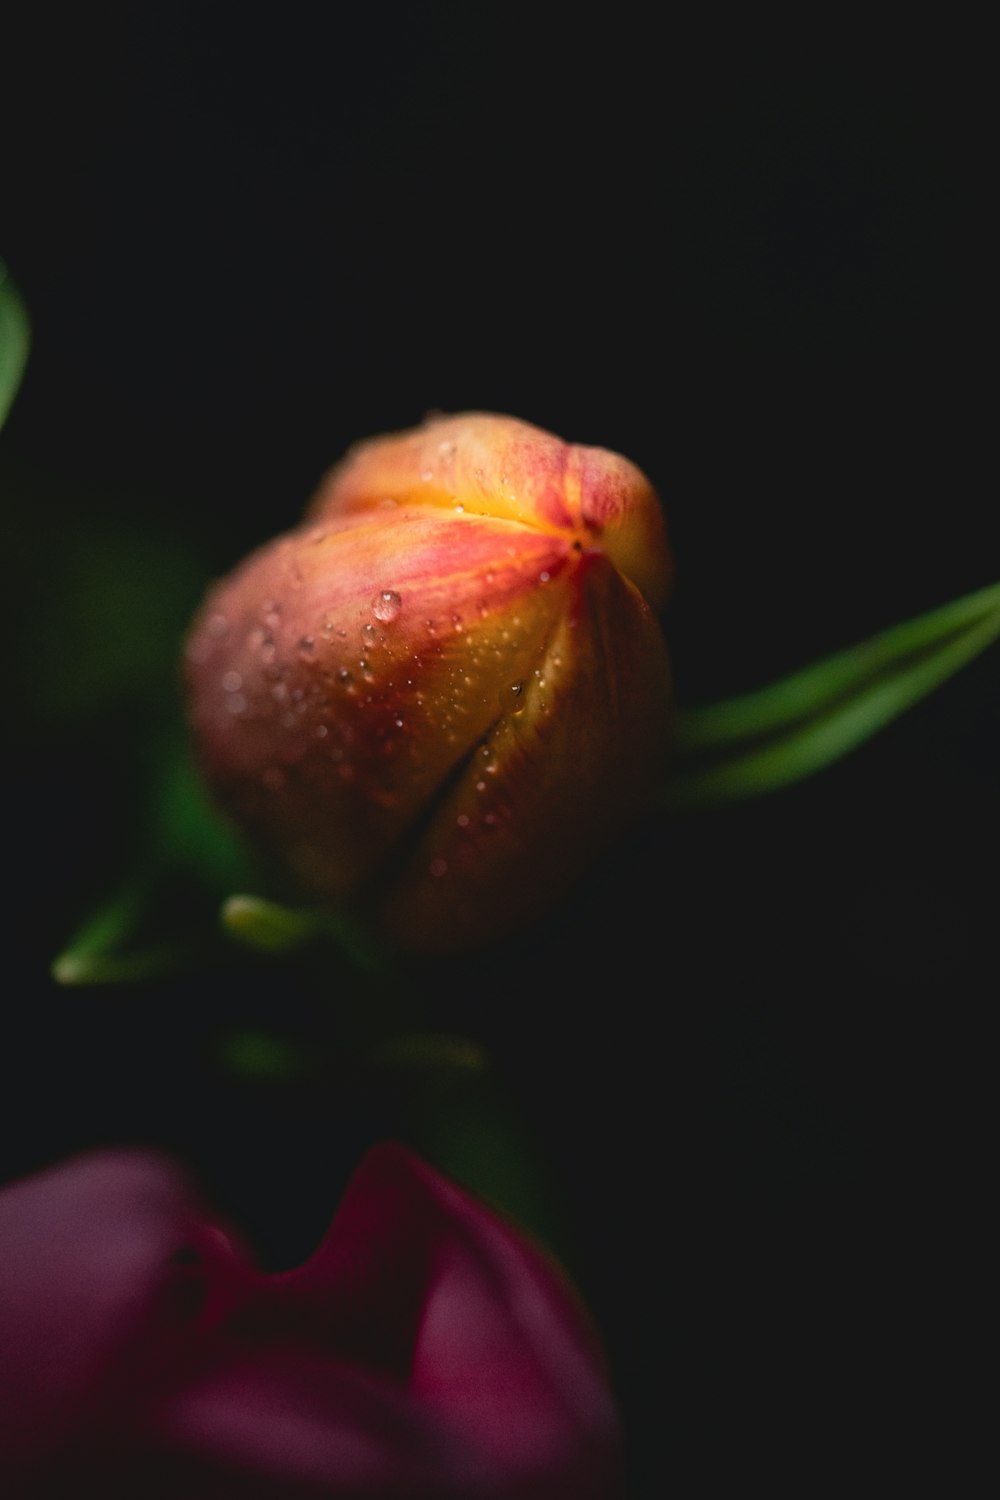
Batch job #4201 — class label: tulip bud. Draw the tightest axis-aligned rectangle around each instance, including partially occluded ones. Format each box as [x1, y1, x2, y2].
[184, 411, 673, 950]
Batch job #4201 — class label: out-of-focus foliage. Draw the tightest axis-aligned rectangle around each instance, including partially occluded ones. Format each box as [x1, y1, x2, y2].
[0, 261, 29, 431]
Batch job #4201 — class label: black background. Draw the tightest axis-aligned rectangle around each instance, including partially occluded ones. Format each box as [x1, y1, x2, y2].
[1, 8, 991, 1494]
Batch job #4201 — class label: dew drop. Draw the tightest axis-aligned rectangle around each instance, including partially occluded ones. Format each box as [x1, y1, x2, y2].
[538, 570, 551, 583]
[502, 681, 526, 714]
[457, 813, 470, 827]
[225, 693, 247, 715]
[298, 635, 315, 654]
[429, 857, 448, 878]
[316, 724, 328, 738]
[373, 589, 402, 623]
[454, 502, 465, 513]
[222, 670, 243, 693]
[421, 468, 434, 482]
[362, 623, 378, 644]
[207, 613, 229, 638]
[337, 667, 354, 686]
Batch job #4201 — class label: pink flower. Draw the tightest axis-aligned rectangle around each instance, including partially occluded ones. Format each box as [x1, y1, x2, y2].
[0, 1142, 623, 1498]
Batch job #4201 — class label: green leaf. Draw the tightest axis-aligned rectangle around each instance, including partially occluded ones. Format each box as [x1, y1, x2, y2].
[219, 1029, 304, 1080]
[220, 892, 386, 975]
[50, 875, 195, 987]
[0, 261, 30, 431]
[219, 894, 321, 953]
[668, 580, 1000, 808]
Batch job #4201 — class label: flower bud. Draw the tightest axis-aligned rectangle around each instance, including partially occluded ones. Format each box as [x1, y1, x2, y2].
[184, 411, 673, 950]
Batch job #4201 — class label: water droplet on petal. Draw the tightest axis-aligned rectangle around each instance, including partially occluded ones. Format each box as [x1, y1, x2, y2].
[207, 613, 229, 638]
[502, 681, 526, 714]
[222, 670, 243, 693]
[429, 857, 448, 877]
[298, 635, 315, 654]
[373, 589, 402, 623]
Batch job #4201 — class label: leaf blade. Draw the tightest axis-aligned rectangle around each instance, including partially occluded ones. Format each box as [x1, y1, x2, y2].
[667, 604, 1000, 809]
[0, 261, 30, 431]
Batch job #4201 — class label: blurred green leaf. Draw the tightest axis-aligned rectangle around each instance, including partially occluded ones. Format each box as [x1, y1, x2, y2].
[49, 874, 196, 986]
[220, 894, 322, 953]
[668, 579, 1000, 807]
[220, 1029, 304, 1080]
[374, 1033, 489, 1074]
[220, 892, 386, 975]
[0, 261, 30, 431]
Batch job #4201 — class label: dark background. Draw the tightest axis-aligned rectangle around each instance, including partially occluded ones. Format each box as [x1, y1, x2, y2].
[1, 8, 990, 1494]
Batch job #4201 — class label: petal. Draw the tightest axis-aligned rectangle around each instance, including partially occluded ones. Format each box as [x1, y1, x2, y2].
[212, 1142, 624, 1497]
[381, 551, 673, 950]
[134, 1348, 496, 1498]
[185, 511, 576, 901]
[310, 410, 673, 611]
[0, 1151, 254, 1482]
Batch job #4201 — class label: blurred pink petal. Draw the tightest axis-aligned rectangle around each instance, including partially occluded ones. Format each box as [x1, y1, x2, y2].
[0, 1149, 253, 1490]
[1, 1143, 623, 1499]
